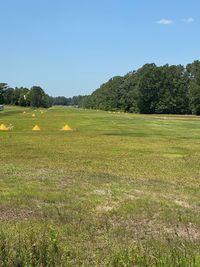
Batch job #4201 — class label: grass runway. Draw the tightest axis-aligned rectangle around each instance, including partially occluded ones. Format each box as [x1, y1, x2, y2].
[0, 106, 200, 266]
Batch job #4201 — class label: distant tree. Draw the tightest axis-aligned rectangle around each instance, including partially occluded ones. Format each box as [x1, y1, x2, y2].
[70, 95, 87, 107]
[81, 63, 192, 114]
[18, 88, 29, 106]
[187, 61, 200, 115]
[78, 95, 92, 108]
[0, 83, 8, 104]
[48, 96, 55, 106]
[137, 64, 161, 113]
[27, 86, 43, 107]
[119, 72, 139, 113]
[85, 76, 125, 111]
[53, 96, 72, 106]
[27, 86, 51, 108]
[2, 59, 200, 114]
[12, 88, 21, 105]
[3, 87, 14, 105]
[154, 65, 190, 114]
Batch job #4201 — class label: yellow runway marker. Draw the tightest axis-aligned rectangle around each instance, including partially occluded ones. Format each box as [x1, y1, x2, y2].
[0, 124, 9, 131]
[61, 124, 72, 131]
[32, 125, 41, 131]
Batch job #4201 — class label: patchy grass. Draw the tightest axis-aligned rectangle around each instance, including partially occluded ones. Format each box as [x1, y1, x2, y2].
[0, 106, 200, 266]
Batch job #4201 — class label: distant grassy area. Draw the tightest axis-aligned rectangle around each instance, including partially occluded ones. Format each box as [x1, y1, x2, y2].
[0, 106, 200, 266]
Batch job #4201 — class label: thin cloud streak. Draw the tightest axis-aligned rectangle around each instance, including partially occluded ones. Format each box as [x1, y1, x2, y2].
[156, 19, 173, 25]
[181, 17, 194, 23]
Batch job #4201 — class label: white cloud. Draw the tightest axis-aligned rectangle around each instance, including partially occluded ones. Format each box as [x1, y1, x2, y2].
[181, 17, 194, 23]
[156, 19, 173, 25]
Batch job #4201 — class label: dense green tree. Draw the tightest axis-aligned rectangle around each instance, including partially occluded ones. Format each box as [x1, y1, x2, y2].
[53, 96, 71, 106]
[18, 88, 29, 106]
[117, 72, 139, 113]
[27, 86, 51, 108]
[87, 76, 125, 111]
[136, 64, 162, 114]
[13, 87, 22, 105]
[27, 86, 43, 107]
[1, 60, 200, 114]
[3, 87, 14, 104]
[154, 65, 190, 114]
[187, 61, 200, 115]
[80, 63, 192, 114]
[0, 83, 8, 104]
[0, 83, 52, 108]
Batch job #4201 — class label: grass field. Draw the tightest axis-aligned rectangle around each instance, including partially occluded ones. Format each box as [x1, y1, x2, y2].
[0, 106, 200, 266]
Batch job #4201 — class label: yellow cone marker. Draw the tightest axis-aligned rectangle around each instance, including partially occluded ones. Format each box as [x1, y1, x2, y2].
[61, 124, 72, 131]
[23, 111, 26, 114]
[32, 125, 41, 131]
[32, 114, 36, 117]
[0, 124, 9, 131]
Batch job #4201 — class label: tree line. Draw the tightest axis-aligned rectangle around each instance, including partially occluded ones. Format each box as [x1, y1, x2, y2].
[1, 60, 200, 114]
[0, 84, 53, 108]
[0, 83, 88, 109]
[78, 60, 200, 115]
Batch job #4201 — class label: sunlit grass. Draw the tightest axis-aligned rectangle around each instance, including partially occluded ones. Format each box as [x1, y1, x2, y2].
[0, 106, 200, 266]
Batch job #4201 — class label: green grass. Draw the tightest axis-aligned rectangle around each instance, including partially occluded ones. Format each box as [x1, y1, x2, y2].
[0, 105, 200, 266]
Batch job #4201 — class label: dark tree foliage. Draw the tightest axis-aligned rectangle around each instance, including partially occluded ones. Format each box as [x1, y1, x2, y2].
[3, 87, 14, 104]
[53, 96, 72, 106]
[0, 83, 8, 104]
[79, 61, 200, 115]
[27, 86, 50, 108]
[1, 85, 52, 108]
[118, 71, 139, 113]
[137, 64, 190, 114]
[85, 76, 125, 111]
[12, 87, 29, 106]
[137, 64, 161, 114]
[154, 65, 190, 114]
[187, 61, 200, 115]
[52, 95, 88, 107]
[1, 60, 200, 114]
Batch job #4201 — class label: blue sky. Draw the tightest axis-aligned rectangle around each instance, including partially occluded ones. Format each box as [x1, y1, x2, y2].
[0, 0, 199, 97]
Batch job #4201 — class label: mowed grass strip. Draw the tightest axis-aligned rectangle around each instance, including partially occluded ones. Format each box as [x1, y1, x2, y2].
[0, 106, 200, 266]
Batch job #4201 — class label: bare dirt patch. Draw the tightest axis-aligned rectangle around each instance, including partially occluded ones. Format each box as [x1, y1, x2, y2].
[109, 216, 200, 241]
[0, 207, 37, 221]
